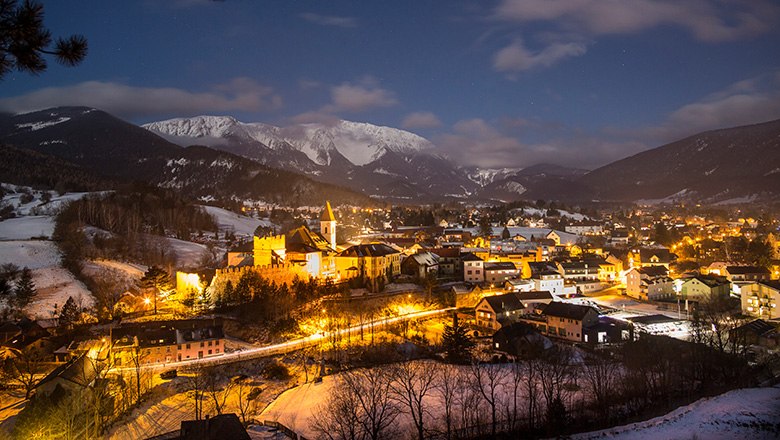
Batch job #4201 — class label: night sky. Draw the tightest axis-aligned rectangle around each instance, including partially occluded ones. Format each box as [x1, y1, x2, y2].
[1, 0, 779, 169]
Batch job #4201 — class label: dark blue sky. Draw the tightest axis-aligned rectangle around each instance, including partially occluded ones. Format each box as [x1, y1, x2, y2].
[1, 0, 779, 169]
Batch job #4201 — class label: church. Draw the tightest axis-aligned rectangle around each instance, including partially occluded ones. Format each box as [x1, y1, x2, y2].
[248, 202, 401, 289]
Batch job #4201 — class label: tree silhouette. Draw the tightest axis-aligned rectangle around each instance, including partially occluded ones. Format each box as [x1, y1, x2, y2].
[14, 266, 35, 308]
[139, 265, 172, 314]
[0, 0, 88, 79]
[441, 313, 474, 364]
[58, 296, 80, 330]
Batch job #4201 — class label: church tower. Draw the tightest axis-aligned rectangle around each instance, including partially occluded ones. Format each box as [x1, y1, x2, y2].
[320, 201, 337, 249]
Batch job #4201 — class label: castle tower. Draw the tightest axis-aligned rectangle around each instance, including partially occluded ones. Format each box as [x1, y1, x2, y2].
[320, 201, 337, 249]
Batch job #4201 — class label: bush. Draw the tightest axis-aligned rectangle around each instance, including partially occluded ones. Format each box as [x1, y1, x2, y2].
[262, 360, 290, 380]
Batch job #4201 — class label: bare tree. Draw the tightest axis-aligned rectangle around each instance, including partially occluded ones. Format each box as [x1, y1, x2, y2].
[520, 356, 543, 430]
[1, 348, 44, 399]
[234, 375, 260, 426]
[537, 347, 575, 434]
[470, 361, 509, 437]
[203, 366, 234, 415]
[128, 345, 147, 404]
[581, 353, 620, 423]
[186, 366, 208, 420]
[312, 368, 400, 440]
[433, 364, 459, 440]
[389, 361, 438, 440]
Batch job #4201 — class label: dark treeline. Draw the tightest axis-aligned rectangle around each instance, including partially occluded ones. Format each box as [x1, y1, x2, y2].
[54, 185, 218, 274]
[0, 145, 117, 193]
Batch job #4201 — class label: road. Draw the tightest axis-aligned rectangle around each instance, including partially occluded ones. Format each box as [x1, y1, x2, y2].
[112, 307, 454, 373]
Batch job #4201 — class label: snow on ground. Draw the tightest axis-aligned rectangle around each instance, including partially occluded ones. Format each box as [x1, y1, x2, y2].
[0, 216, 54, 239]
[166, 237, 209, 269]
[108, 387, 192, 440]
[0, 240, 92, 319]
[573, 386, 780, 440]
[81, 259, 147, 294]
[200, 205, 273, 237]
[260, 361, 573, 439]
[26, 265, 92, 318]
[260, 375, 337, 436]
[0, 240, 60, 269]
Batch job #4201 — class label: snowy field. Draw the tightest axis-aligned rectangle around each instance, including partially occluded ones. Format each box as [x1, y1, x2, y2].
[0, 216, 54, 239]
[573, 386, 780, 440]
[0, 240, 92, 318]
[165, 236, 210, 269]
[0, 185, 97, 318]
[260, 361, 577, 439]
[200, 205, 273, 237]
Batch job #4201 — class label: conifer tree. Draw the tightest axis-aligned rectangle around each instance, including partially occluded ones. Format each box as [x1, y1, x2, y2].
[58, 296, 79, 330]
[140, 265, 172, 314]
[0, 0, 88, 79]
[441, 314, 474, 364]
[14, 267, 35, 308]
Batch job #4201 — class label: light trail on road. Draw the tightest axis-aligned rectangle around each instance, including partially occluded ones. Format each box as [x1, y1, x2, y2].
[112, 307, 454, 373]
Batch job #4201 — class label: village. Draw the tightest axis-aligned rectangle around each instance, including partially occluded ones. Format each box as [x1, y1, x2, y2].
[1, 194, 779, 439]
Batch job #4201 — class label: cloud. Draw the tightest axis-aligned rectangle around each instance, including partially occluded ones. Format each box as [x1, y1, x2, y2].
[493, 0, 779, 42]
[493, 39, 586, 72]
[434, 118, 648, 169]
[401, 111, 442, 129]
[0, 77, 282, 119]
[300, 12, 358, 28]
[614, 72, 780, 142]
[326, 79, 398, 113]
[289, 77, 399, 123]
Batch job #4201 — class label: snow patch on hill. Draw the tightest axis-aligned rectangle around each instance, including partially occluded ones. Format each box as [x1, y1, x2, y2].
[200, 205, 273, 237]
[573, 386, 780, 440]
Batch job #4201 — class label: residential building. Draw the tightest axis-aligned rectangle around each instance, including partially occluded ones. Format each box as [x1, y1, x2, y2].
[626, 266, 674, 300]
[179, 413, 251, 440]
[629, 247, 677, 269]
[504, 278, 535, 292]
[724, 266, 771, 283]
[533, 270, 565, 296]
[676, 274, 730, 302]
[557, 261, 599, 282]
[740, 281, 780, 319]
[521, 302, 599, 342]
[515, 290, 555, 309]
[462, 252, 484, 283]
[111, 319, 224, 366]
[564, 222, 604, 235]
[474, 292, 526, 332]
[336, 243, 402, 291]
[484, 262, 519, 284]
[401, 251, 440, 280]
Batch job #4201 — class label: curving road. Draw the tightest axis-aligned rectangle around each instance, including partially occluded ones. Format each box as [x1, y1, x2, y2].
[112, 307, 454, 373]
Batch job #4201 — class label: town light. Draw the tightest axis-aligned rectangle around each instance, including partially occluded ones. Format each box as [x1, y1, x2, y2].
[144, 297, 151, 305]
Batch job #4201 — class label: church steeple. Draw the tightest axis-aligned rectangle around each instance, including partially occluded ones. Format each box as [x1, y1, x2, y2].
[320, 201, 337, 248]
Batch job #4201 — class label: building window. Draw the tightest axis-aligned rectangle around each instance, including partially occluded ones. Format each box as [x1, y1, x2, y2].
[200, 342, 204, 347]
[208, 341, 212, 347]
[186, 343, 191, 349]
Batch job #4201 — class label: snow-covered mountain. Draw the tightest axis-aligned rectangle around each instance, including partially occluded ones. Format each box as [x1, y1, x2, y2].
[144, 116, 433, 167]
[143, 115, 474, 200]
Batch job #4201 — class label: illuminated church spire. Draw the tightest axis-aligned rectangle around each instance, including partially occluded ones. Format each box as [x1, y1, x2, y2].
[320, 201, 337, 249]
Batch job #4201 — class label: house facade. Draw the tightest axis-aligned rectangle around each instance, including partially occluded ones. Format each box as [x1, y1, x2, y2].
[676, 275, 731, 302]
[462, 253, 485, 283]
[740, 281, 780, 319]
[474, 292, 526, 332]
[484, 262, 519, 284]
